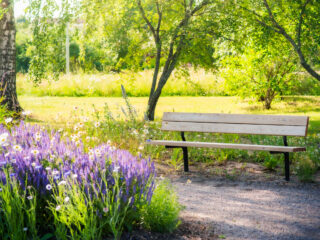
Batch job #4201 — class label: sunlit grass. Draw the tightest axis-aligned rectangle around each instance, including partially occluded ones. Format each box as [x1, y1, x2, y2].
[17, 69, 222, 97]
[18, 95, 320, 133]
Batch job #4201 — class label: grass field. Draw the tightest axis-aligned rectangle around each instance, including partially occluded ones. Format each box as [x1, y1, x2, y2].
[19, 95, 320, 133]
[17, 70, 222, 97]
[17, 70, 320, 97]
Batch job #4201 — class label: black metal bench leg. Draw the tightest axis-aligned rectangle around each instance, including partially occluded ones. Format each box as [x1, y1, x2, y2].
[182, 147, 189, 172]
[284, 152, 290, 181]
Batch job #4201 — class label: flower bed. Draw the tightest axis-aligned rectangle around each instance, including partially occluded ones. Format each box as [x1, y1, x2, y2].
[0, 122, 156, 239]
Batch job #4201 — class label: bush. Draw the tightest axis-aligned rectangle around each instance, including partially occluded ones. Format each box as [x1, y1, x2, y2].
[139, 180, 183, 233]
[0, 121, 156, 239]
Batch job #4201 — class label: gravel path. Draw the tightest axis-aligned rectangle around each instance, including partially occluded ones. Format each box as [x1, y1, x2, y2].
[171, 176, 320, 240]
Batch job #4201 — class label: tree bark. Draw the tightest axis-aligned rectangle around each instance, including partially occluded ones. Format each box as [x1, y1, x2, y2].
[0, 0, 21, 112]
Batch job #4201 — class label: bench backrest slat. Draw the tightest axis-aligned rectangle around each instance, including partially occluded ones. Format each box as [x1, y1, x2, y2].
[161, 112, 309, 136]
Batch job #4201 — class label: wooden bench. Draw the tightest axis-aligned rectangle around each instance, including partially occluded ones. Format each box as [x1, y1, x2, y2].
[146, 112, 309, 181]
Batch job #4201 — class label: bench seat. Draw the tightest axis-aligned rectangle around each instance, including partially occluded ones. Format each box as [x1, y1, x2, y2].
[147, 140, 306, 153]
[146, 112, 309, 181]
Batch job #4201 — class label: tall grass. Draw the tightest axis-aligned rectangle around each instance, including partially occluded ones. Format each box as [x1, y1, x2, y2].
[17, 69, 320, 97]
[16, 69, 224, 97]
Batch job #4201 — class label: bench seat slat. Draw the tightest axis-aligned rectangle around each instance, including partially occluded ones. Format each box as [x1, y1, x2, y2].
[162, 121, 307, 136]
[163, 112, 309, 126]
[146, 140, 306, 152]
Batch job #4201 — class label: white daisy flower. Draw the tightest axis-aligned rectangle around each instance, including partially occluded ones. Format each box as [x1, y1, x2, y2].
[31, 149, 39, 155]
[94, 121, 101, 128]
[13, 145, 22, 152]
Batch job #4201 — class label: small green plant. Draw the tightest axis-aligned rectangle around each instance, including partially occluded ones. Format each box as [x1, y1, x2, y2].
[139, 180, 183, 233]
[295, 156, 316, 182]
[0, 170, 38, 240]
[170, 149, 183, 170]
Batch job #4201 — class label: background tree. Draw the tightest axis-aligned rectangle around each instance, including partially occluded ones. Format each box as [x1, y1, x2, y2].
[240, 0, 320, 81]
[221, 48, 296, 109]
[0, 0, 21, 112]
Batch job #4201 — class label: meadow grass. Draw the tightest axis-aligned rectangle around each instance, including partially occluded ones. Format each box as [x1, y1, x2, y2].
[18, 95, 320, 133]
[17, 69, 222, 97]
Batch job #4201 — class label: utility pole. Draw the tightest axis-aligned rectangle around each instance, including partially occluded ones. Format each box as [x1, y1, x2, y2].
[66, 22, 70, 74]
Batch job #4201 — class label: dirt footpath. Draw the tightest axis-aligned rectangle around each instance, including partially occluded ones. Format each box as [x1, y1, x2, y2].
[156, 162, 320, 240]
[170, 174, 320, 240]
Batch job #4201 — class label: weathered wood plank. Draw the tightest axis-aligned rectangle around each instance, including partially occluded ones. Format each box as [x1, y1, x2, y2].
[163, 112, 309, 126]
[161, 121, 307, 136]
[146, 140, 306, 152]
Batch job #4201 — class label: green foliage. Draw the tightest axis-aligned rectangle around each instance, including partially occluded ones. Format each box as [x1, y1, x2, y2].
[0, 170, 38, 240]
[234, 0, 320, 80]
[26, 0, 74, 83]
[295, 155, 317, 182]
[48, 172, 136, 240]
[221, 49, 297, 109]
[0, 103, 14, 125]
[139, 180, 183, 233]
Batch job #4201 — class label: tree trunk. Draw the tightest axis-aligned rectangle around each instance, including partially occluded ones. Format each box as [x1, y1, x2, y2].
[0, 0, 21, 112]
[146, 57, 178, 120]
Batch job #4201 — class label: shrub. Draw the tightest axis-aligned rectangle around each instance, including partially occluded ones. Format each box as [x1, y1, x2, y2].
[139, 180, 183, 233]
[0, 121, 156, 239]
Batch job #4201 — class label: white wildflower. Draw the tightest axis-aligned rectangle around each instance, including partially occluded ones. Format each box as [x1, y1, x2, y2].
[55, 205, 61, 211]
[22, 111, 31, 116]
[46, 184, 52, 190]
[94, 148, 101, 157]
[58, 181, 67, 186]
[13, 145, 22, 152]
[34, 133, 41, 142]
[27, 195, 33, 200]
[103, 207, 108, 213]
[94, 121, 101, 128]
[64, 197, 70, 203]
[0, 133, 9, 146]
[113, 165, 120, 173]
[72, 174, 78, 179]
[5, 118, 13, 124]
[31, 149, 39, 155]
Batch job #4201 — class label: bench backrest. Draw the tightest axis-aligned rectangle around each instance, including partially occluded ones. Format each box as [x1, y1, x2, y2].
[161, 112, 309, 137]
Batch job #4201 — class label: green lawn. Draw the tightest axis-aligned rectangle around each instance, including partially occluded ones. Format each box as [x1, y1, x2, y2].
[19, 95, 320, 133]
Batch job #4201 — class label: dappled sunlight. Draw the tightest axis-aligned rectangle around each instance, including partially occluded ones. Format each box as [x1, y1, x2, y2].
[175, 180, 320, 239]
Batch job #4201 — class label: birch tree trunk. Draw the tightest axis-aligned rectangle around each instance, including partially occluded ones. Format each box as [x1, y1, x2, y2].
[0, 0, 21, 112]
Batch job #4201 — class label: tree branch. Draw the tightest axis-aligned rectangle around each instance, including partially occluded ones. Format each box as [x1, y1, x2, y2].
[137, 0, 157, 40]
[296, 0, 311, 49]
